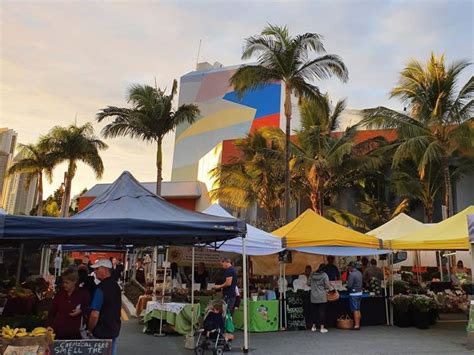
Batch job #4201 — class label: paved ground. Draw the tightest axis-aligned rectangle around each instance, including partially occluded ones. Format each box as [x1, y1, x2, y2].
[117, 320, 470, 355]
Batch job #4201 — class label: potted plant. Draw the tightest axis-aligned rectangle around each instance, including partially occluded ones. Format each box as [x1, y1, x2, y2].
[393, 280, 409, 295]
[392, 294, 413, 327]
[411, 295, 435, 329]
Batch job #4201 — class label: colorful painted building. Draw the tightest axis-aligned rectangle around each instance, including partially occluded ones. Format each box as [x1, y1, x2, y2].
[171, 62, 282, 181]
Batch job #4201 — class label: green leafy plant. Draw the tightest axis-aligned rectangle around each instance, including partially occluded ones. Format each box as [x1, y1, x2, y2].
[392, 294, 412, 312]
[411, 295, 435, 313]
[393, 280, 409, 295]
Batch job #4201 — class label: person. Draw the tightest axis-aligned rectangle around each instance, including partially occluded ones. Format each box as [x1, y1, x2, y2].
[135, 258, 146, 285]
[49, 269, 90, 339]
[82, 256, 93, 273]
[110, 257, 123, 283]
[308, 263, 332, 333]
[322, 256, 340, 281]
[363, 259, 383, 289]
[88, 259, 121, 355]
[213, 258, 237, 315]
[194, 262, 209, 290]
[203, 301, 234, 344]
[302, 265, 313, 329]
[78, 264, 96, 299]
[347, 261, 363, 330]
[452, 260, 469, 285]
[170, 262, 183, 288]
[355, 256, 362, 271]
[361, 257, 369, 274]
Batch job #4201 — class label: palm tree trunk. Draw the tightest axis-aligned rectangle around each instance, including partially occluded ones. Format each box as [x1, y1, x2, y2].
[156, 137, 163, 196]
[36, 171, 43, 216]
[424, 203, 434, 223]
[441, 157, 452, 218]
[284, 84, 292, 223]
[60, 162, 74, 217]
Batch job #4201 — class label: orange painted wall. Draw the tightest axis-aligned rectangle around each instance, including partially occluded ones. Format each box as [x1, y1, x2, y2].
[77, 196, 196, 212]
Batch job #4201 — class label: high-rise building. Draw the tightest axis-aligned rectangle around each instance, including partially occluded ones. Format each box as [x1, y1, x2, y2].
[0, 128, 17, 208]
[3, 151, 38, 215]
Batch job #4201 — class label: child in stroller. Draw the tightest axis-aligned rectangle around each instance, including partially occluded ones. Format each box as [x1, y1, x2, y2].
[195, 300, 233, 355]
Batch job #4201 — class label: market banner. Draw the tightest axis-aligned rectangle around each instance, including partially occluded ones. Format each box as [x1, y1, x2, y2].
[168, 246, 233, 267]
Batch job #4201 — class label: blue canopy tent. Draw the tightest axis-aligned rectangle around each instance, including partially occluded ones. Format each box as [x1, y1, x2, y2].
[0, 171, 246, 246]
[0, 171, 250, 350]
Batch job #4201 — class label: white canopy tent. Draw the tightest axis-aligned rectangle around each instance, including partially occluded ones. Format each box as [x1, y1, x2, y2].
[202, 204, 283, 255]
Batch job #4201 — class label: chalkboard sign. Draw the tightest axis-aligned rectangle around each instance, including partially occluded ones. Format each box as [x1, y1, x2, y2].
[285, 291, 306, 331]
[52, 339, 112, 355]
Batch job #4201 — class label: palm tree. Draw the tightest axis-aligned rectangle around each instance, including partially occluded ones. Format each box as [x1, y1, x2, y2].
[97, 81, 199, 196]
[7, 143, 54, 216]
[43, 123, 107, 217]
[210, 127, 286, 223]
[230, 24, 349, 222]
[362, 53, 473, 217]
[294, 95, 385, 214]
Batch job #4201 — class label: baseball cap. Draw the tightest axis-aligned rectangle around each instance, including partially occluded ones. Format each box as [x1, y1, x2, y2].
[91, 259, 112, 269]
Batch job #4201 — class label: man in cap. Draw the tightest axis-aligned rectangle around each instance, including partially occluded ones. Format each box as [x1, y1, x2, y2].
[88, 259, 121, 355]
[347, 261, 363, 330]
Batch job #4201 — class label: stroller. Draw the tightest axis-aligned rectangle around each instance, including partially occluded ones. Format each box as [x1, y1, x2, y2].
[195, 300, 232, 355]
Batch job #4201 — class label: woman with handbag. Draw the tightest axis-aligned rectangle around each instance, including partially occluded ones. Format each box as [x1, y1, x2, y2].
[308, 263, 333, 333]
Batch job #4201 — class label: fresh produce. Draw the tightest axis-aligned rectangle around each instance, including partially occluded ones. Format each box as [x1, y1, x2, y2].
[1, 325, 55, 341]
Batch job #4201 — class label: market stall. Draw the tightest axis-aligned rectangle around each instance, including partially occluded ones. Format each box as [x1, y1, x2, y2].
[0, 171, 249, 352]
[271, 209, 388, 329]
[142, 301, 200, 335]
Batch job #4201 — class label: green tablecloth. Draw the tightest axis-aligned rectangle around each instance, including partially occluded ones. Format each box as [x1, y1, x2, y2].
[143, 304, 200, 335]
[233, 300, 279, 332]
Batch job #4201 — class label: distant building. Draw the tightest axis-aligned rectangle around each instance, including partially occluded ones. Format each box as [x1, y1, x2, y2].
[3, 152, 38, 215]
[0, 128, 17, 208]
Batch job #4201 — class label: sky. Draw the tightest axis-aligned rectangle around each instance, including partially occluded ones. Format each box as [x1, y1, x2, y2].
[1, 0, 473, 198]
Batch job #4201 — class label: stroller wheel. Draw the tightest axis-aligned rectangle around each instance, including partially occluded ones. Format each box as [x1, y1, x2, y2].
[195, 346, 205, 355]
[213, 349, 224, 355]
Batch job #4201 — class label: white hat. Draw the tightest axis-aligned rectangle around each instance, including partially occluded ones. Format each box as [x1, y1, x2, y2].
[91, 259, 112, 269]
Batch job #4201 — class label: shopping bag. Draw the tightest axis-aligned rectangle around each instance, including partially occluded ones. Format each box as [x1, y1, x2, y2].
[225, 310, 235, 333]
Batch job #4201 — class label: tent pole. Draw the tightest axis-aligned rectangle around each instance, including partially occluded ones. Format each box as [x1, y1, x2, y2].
[279, 260, 283, 330]
[382, 257, 389, 326]
[158, 247, 169, 337]
[190, 247, 195, 341]
[39, 245, 45, 276]
[152, 246, 158, 301]
[283, 261, 287, 329]
[389, 253, 394, 326]
[438, 251, 444, 281]
[16, 244, 24, 287]
[242, 235, 249, 353]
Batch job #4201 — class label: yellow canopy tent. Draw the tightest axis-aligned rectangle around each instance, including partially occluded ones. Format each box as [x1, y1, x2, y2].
[272, 209, 381, 248]
[367, 213, 426, 241]
[389, 206, 474, 250]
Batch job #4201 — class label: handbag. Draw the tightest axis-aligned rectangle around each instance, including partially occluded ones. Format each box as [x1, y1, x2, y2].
[336, 314, 354, 330]
[326, 290, 340, 302]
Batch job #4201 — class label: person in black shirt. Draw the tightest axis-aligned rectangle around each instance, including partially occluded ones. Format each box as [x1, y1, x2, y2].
[194, 262, 209, 290]
[213, 258, 237, 315]
[135, 258, 146, 285]
[88, 259, 121, 355]
[322, 256, 340, 281]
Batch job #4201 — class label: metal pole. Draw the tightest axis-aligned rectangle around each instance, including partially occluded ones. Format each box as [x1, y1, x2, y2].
[191, 247, 195, 335]
[242, 235, 249, 353]
[15, 244, 24, 287]
[283, 262, 287, 329]
[158, 248, 169, 337]
[389, 253, 394, 326]
[382, 257, 389, 326]
[39, 246, 45, 276]
[279, 260, 283, 330]
[438, 251, 444, 281]
[152, 246, 158, 300]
